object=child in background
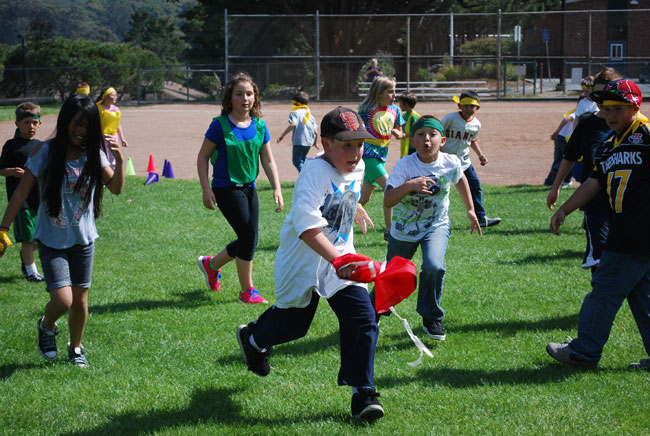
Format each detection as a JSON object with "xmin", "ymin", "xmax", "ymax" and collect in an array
[
  {"xmin": 358, "ymin": 76, "xmax": 405, "ymax": 240},
  {"xmin": 441, "ymin": 91, "xmax": 501, "ymax": 228},
  {"xmin": 547, "ymin": 79, "xmax": 650, "ymax": 371},
  {"xmin": 96, "ymin": 87, "xmax": 129, "ymax": 167},
  {"xmin": 276, "ymin": 91, "xmax": 319, "ymax": 172},
  {"xmin": 0, "ymin": 95, "xmax": 125, "ymax": 367},
  {"xmin": 236, "ymin": 106, "xmax": 385, "ymax": 420},
  {"xmin": 398, "ymin": 92, "xmax": 420, "ymax": 157},
  {"xmin": 197, "ymin": 72, "xmax": 284, "ymax": 304},
  {"xmin": 384, "ymin": 115, "xmax": 481, "ymax": 341},
  {"xmin": 544, "ymin": 75, "xmax": 598, "ymax": 186},
  {"xmin": 0, "ymin": 103, "xmax": 44, "ymax": 282},
  {"xmin": 76, "ymin": 82, "xmax": 90, "ymax": 96},
  {"xmin": 546, "ymin": 68, "xmax": 623, "ymax": 273}
]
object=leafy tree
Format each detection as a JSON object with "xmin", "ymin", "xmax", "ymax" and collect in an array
[{"xmin": 124, "ymin": 10, "xmax": 187, "ymax": 64}]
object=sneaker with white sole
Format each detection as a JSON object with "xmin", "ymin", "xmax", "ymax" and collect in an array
[
  {"xmin": 67, "ymin": 343, "xmax": 89, "ymax": 368},
  {"xmin": 37, "ymin": 316, "xmax": 58, "ymax": 360},
  {"xmin": 628, "ymin": 358, "xmax": 650, "ymax": 371},
  {"xmin": 26, "ymin": 272, "xmax": 45, "ymax": 283},
  {"xmin": 480, "ymin": 217, "xmax": 502, "ymax": 228},
  {"xmin": 236, "ymin": 324, "xmax": 272, "ymax": 376},
  {"xmin": 239, "ymin": 287, "xmax": 267, "ymax": 304},
  {"xmin": 198, "ymin": 256, "xmax": 221, "ymax": 291},
  {"xmin": 546, "ymin": 342, "xmax": 597, "ymax": 369},
  {"xmin": 423, "ymin": 319, "xmax": 446, "ymax": 341},
  {"xmin": 351, "ymin": 387, "xmax": 384, "ymax": 420}
]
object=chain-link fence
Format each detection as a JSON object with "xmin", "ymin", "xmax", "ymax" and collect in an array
[{"xmin": 3, "ymin": 7, "xmax": 649, "ymax": 105}]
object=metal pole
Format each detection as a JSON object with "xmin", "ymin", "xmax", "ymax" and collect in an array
[
  {"xmin": 496, "ymin": 10, "xmax": 502, "ymax": 98},
  {"xmin": 588, "ymin": 10, "xmax": 592, "ymax": 75},
  {"xmin": 224, "ymin": 9, "xmax": 229, "ymax": 81},
  {"xmin": 406, "ymin": 15, "xmax": 411, "ymax": 91},
  {"xmin": 186, "ymin": 65, "xmax": 190, "ymax": 102},
  {"xmin": 449, "ymin": 12, "xmax": 454, "ymax": 63},
  {"xmin": 137, "ymin": 66, "xmax": 141, "ymax": 105},
  {"xmin": 315, "ymin": 10, "xmax": 320, "ymax": 101},
  {"xmin": 18, "ymin": 34, "xmax": 26, "ymax": 97}
]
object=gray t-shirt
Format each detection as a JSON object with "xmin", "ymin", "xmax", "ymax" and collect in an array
[
  {"xmin": 26, "ymin": 141, "xmax": 110, "ymax": 249},
  {"xmin": 288, "ymin": 108, "xmax": 318, "ymax": 147}
]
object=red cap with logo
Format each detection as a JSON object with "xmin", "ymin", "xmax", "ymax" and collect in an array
[{"xmin": 591, "ymin": 79, "xmax": 643, "ymax": 107}]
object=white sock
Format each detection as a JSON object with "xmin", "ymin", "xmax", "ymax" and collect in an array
[
  {"xmin": 25, "ymin": 263, "xmax": 38, "ymax": 276},
  {"xmin": 248, "ymin": 334, "xmax": 266, "ymax": 353}
]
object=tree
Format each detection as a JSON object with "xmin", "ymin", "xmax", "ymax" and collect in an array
[{"xmin": 124, "ymin": 10, "xmax": 187, "ymax": 64}]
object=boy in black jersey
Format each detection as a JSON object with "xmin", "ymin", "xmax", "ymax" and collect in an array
[{"xmin": 546, "ymin": 79, "xmax": 650, "ymax": 371}]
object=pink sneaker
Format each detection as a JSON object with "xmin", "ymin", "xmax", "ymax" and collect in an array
[
  {"xmin": 239, "ymin": 287, "xmax": 267, "ymax": 304},
  {"xmin": 198, "ymin": 256, "xmax": 221, "ymax": 291}
]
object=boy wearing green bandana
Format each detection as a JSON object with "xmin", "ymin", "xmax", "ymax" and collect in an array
[
  {"xmin": 0, "ymin": 102, "xmax": 44, "ymax": 282},
  {"xmin": 384, "ymin": 115, "xmax": 481, "ymax": 341}
]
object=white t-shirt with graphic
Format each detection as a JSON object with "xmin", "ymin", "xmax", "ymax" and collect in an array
[
  {"xmin": 274, "ymin": 156, "xmax": 367, "ymax": 308},
  {"xmin": 387, "ymin": 152, "xmax": 463, "ymax": 242},
  {"xmin": 441, "ymin": 112, "xmax": 481, "ymax": 171}
]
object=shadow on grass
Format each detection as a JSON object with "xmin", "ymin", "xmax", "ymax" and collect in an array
[
  {"xmin": 497, "ymin": 248, "xmax": 584, "ymax": 265},
  {"xmin": 0, "ymin": 274, "xmax": 21, "ymax": 285},
  {"xmin": 90, "ymin": 289, "xmax": 213, "ymax": 315},
  {"xmin": 60, "ymin": 386, "xmax": 355, "ymax": 435},
  {"xmin": 376, "ymin": 362, "xmax": 582, "ymax": 389},
  {"xmin": 451, "ymin": 313, "xmax": 580, "ymax": 333},
  {"xmin": 0, "ymin": 362, "xmax": 46, "ymax": 380}
]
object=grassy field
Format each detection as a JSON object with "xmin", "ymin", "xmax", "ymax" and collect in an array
[{"xmin": 0, "ymin": 177, "xmax": 648, "ymax": 435}]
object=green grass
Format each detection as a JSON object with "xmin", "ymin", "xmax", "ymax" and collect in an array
[
  {"xmin": 0, "ymin": 105, "xmax": 60, "ymax": 122},
  {"xmin": 1, "ymin": 178, "xmax": 648, "ymax": 435}
]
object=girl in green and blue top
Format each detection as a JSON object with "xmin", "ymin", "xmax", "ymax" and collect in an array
[{"xmin": 197, "ymin": 72, "xmax": 284, "ymax": 305}]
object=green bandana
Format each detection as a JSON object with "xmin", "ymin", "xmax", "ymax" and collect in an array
[
  {"xmin": 16, "ymin": 112, "xmax": 40, "ymax": 122},
  {"xmin": 411, "ymin": 117, "xmax": 445, "ymax": 137}
]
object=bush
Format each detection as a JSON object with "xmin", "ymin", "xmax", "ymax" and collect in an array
[
  {"xmin": 435, "ymin": 63, "xmax": 517, "ymax": 81},
  {"xmin": 460, "ymin": 37, "xmax": 516, "ymax": 56},
  {"xmin": 199, "ymin": 73, "xmax": 221, "ymax": 98}
]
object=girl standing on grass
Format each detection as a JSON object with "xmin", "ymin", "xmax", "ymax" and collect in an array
[
  {"xmin": 196, "ymin": 72, "xmax": 284, "ymax": 304},
  {"xmin": 358, "ymin": 76, "xmax": 405, "ymax": 241},
  {"xmin": 96, "ymin": 87, "xmax": 128, "ymax": 167},
  {"xmin": 0, "ymin": 95, "xmax": 125, "ymax": 367}
]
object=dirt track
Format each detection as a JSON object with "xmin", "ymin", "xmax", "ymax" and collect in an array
[{"xmin": 0, "ymin": 100, "xmax": 570, "ymax": 186}]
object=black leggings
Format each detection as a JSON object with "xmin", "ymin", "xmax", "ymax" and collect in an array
[{"xmin": 213, "ymin": 186, "xmax": 259, "ymax": 261}]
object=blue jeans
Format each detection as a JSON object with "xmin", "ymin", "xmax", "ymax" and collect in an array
[
  {"xmin": 464, "ymin": 165, "xmax": 485, "ymax": 222},
  {"xmin": 387, "ymin": 224, "xmax": 450, "ymax": 322},
  {"xmin": 569, "ymin": 250, "xmax": 650, "ymax": 362},
  {"xmin": 292, "ymin": 145, "xmax": 311, "ymax": 172}
]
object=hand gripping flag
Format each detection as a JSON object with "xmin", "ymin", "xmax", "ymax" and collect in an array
[{"xmin": 331, "ymin": 253, "xmax": 432, "ymax": 366}]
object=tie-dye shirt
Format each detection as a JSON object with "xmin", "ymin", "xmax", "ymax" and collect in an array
[{"xmin": 359, "ymin": 104, "xmax": 405, "ymax": 161}]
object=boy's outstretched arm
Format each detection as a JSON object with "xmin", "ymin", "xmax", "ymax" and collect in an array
[
  {"xmin": 277, "ymin": 122, "xmax": 296, "ymax": 143},
  {"xmin": 550, "ymin": 177, "xmax": 600, "ymax": 235},
  {"xmin": 300, "ymin": 228, "xmax": 358, "ymax": 279},
  {"xmin": 384, "ymin": 177, "xmax": 433, "ymax": 208},
  {"xmin": 547, "ymin": 159, "xmax": 576, "ymax": 210},
  {"xmin": 454, "ymin": 176, "xmax": 482, "ymax": 235},
  {"xmin": 470, "ymin": 139, "xmax": 488, "ymax": 165}
]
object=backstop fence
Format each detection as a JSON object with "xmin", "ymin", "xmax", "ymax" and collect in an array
[{"xmin": 3, "ymin": 7, "xmax": 649, "ymax": 104}]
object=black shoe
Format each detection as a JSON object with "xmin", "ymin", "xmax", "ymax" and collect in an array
[
  {"xmin": 423, "ymin": 319, "xmax": 446, "ymax": 341},
  {"xmin": 628, "ymin": 358, "xmax": 650, "ymax": 371},
  {"xmin": 479, "ymin": 217, "xmax": 501, "ymax": 228},
  {"xmin": 26, "ymin": 272, "xmax": 45, "ymax": 282},
  {"xmin": 236, "ymin": 324, "xmax": 272, "ymax": 376},
  {"xmin": 37, "ymin": 317, "xmax": 58, "ymax": 360},
  {"xmin": 384, "ymin": 230, "xmax": 390, "ymax": 242},
  {"xmin": 67, "ymin": 343, "xmax": 89, "ymax": 368},
  {"xmin": 351, "ymin": 387, "xmax": 384, "ymax": 420}
]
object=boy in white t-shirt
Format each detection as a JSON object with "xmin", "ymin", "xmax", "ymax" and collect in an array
[
  {"xmin": 237, "ymin": 106, "xmax": 385, "ymax": 421},
  {"xmin": 385, "ymin": 115, "xmax": 481, "ymax": 341},
  {"xmin": 277, "ymin": 91, "xmax": 319, "ymax": 172},
  {"xmin": 441, "ymin": 91, "xmax": 501, "ymax": 228}
]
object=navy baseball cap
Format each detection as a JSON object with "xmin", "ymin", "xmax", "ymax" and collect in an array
[{"xmin": 321, "ymin": 106, "xmax": 374, "ymax": 141}]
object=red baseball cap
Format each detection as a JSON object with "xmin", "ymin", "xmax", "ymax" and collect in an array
[{"xmin": 591, "ymin": 79, "xmax": 642, "ymax": 107}]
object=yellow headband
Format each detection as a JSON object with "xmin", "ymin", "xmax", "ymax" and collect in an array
[
  {"xmin": 602, "ymin": 100, "xmax": 635, "ymax": 107},
  {"xmin": 102, "ymin": 87, "xmax": 117, "ymax": 100},
  {"xmin": 76, "ymin": 86, "xmax": 90, "ymax": 95},
  {"xmin": 581, "ymin": 84, "xmax": 593, "ymax": 90},
  {"xmin": 452, "ymin": 95, "xmax": 480, "ymax": 106}
]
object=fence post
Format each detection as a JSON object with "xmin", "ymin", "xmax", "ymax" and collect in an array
[
  {"xmin": 186, "ymin": 65, "xmax": 190, "ymax": 102},
  {"xmin": 406, "ymin": 15, "xmax": 411, "ymax": 91},
  {"xmin": 534, "ymin": 60, "xmax": 537, "ymax": 95},
  {"xmin": 449, "ymin": 12, "xmax": 454, "ymax": 63},
  {"xmin": 224, "ymin": 9, "xmax": 229, "ymax": 82},
  {"xmin": 588, "ymin": 10, "xmax": 592, "ymax": 75},
  {"xmin": 503, "ymin": 59, "xmax": 507, "ymax": 97},
  {"xmin": 315, "ymin": 10, "xmax": 320, "ymax": 102},
  {"xmin": 137, "ymin": 66, "xmax": 141, "ymax": 105},
  {"xmin": 496, "ymin": 9, "xmax": 502, "ymax": 99}
]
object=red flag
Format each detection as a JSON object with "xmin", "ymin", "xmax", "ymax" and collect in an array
[{"xmin": 331, "ymin": 254, "xmax": 417, "ymax": 313}]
